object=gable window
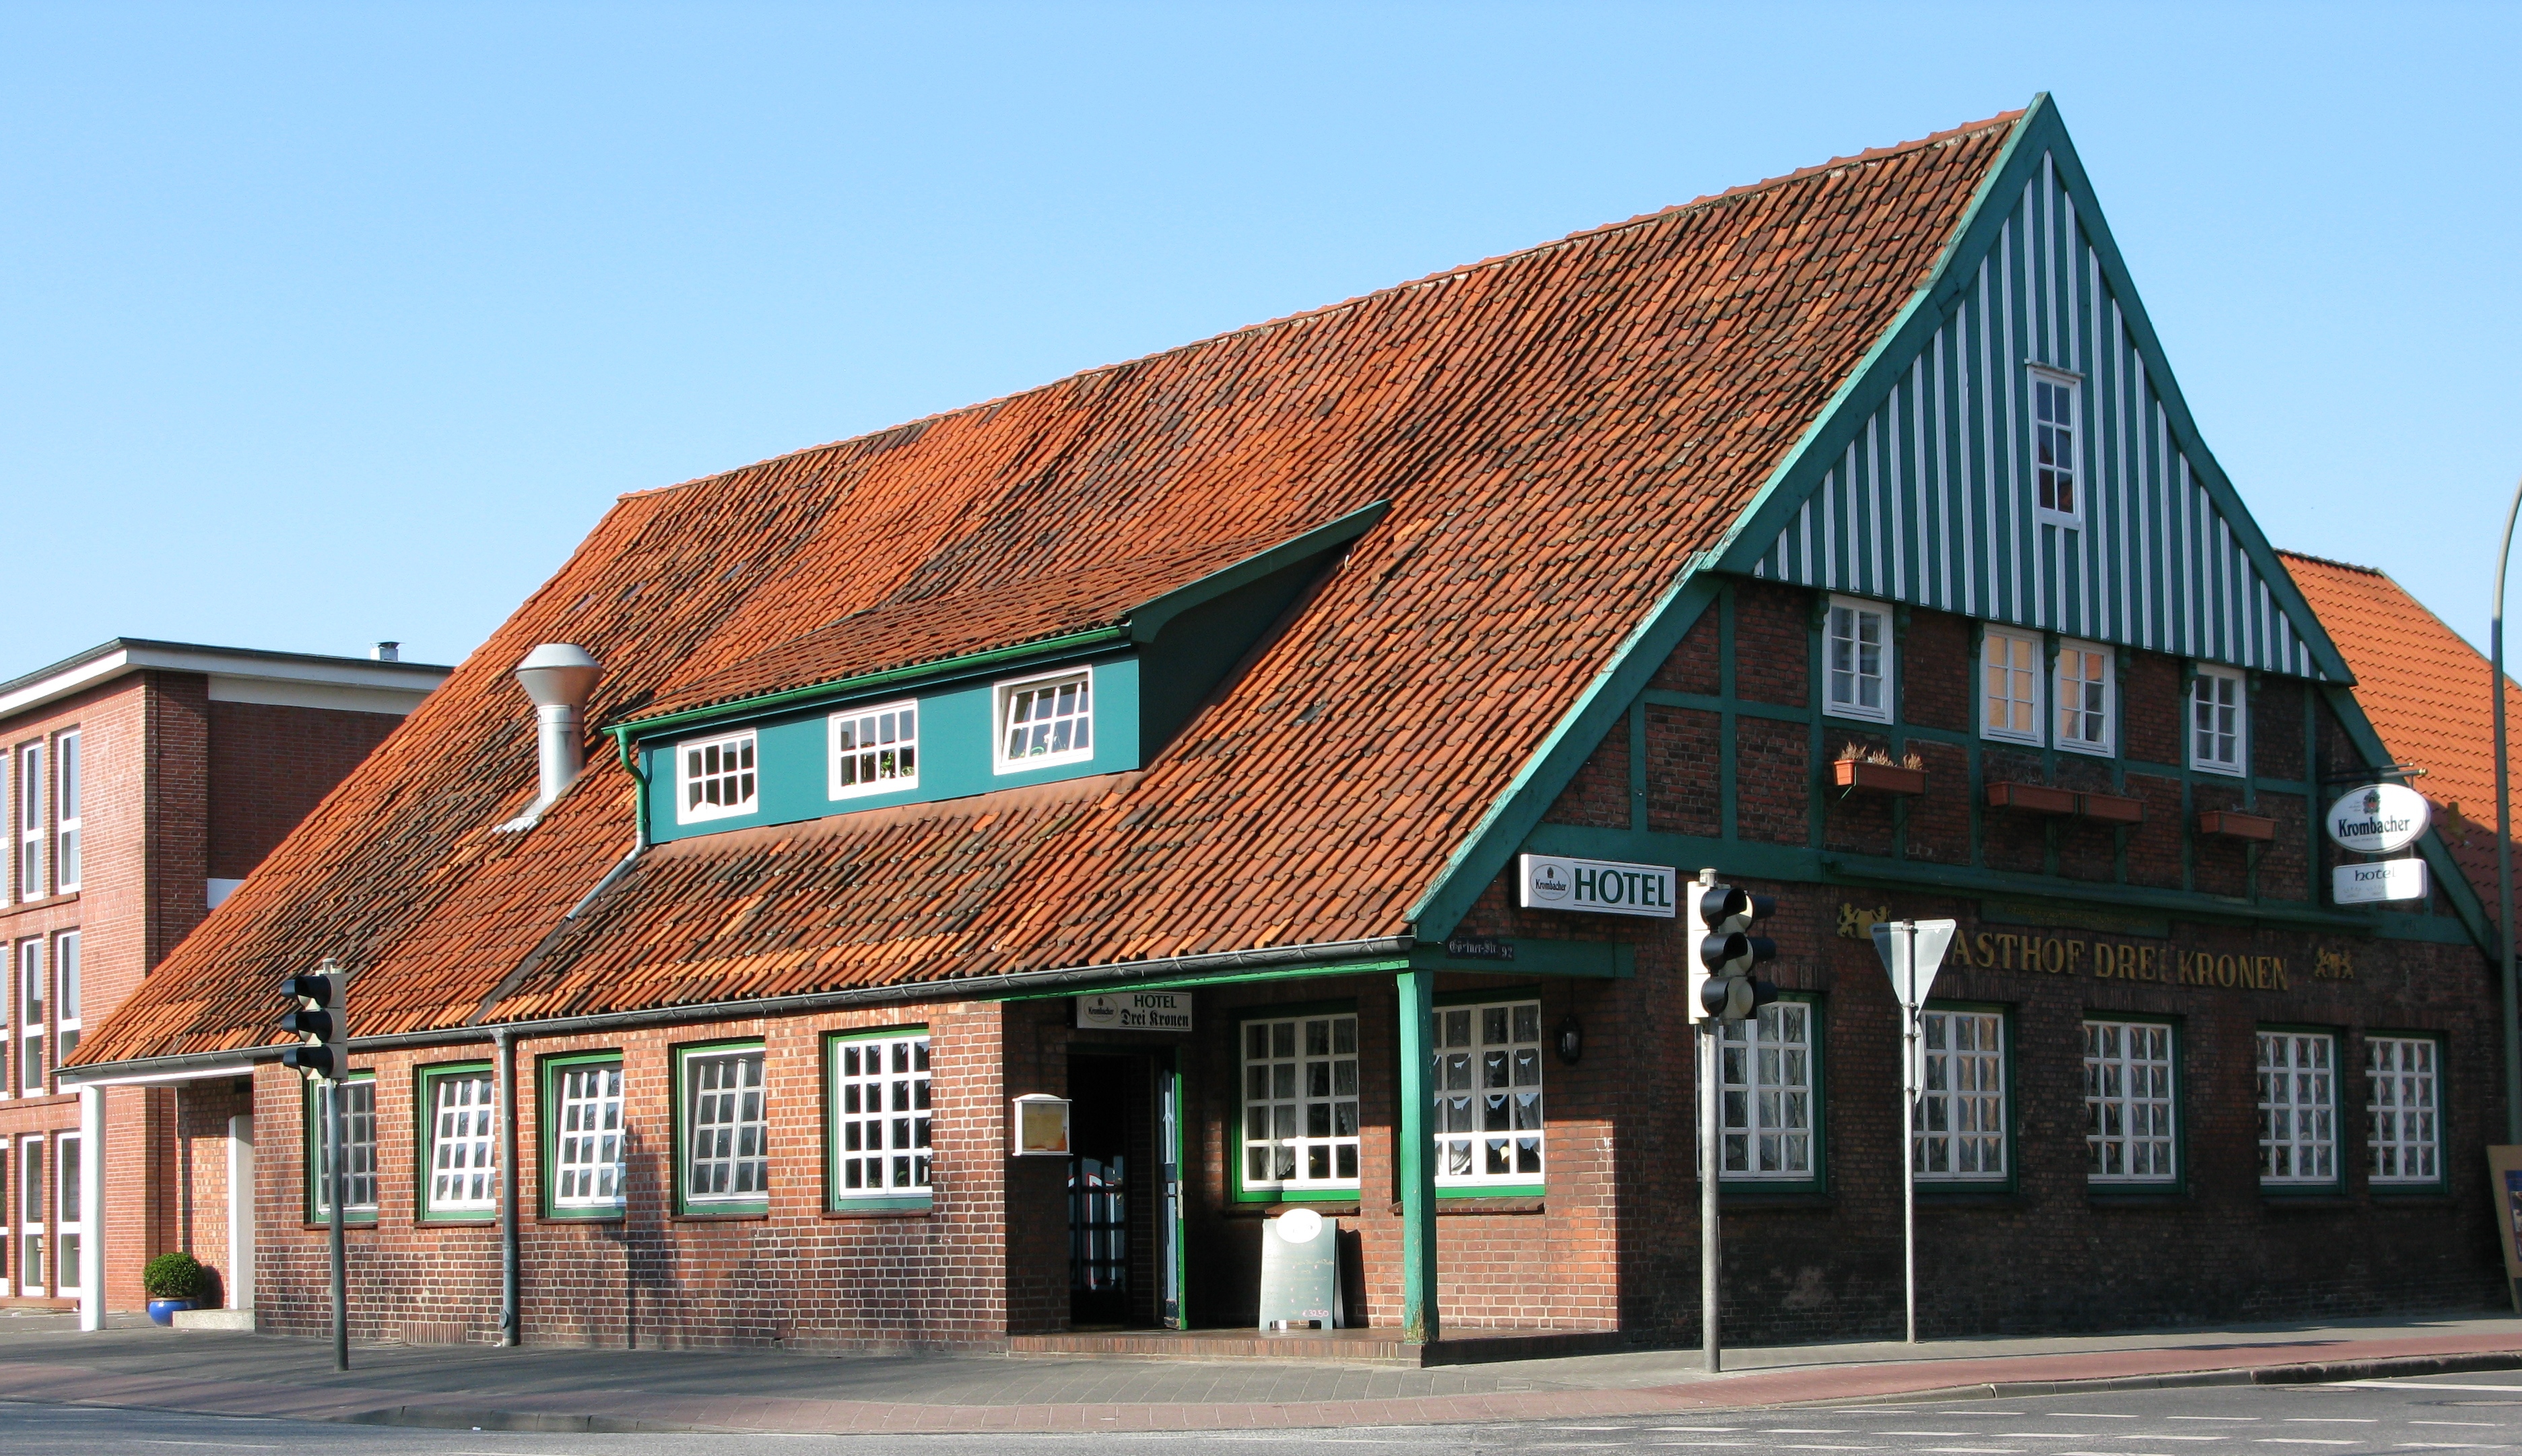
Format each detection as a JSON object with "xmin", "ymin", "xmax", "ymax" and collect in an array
[
  {"xmin": 420, "ymin": 1065, "xmax": 497, "ymax": 1220},
  {"xmin": 2054, "ymin": 640, "xmax": 2114, "ymax": 755},
  {"xmin": 679, "ymin": 1043, "xmax": 768, "ymax": 1213},
  {"xmin": 2257, "ymin": 1030, "xmax": 2338, "ymax": 1188},
  {"xmin": 1238, "ymin": 1009, "xmax": 1359, "ymax": 1197},
  {"xmin": 1915, "ymin": 1005, "xmax": 2007, "ymax": 1183},
  {"xmin": 1981, "ymin": 628, "xmax": 2043, "ymax": 745},
  {"xmin": 829, "ymin": 701, "xmax": 917, "ymax": 799},
  {"xmin": 544, "ymin": 1055, "xmax": 626, "ymax": 1217},
  {"xmin": 308, "ymin": 1073, "xmax": 378, "ymax": 1222},
  {"xmin": 1430, "ymin": 998, "xmax": 1544, "ymax": 1189},
  {"xmin": 1823, "ymin": 597, "xmax": 1892, "ymax": 724},
  {"xmin": 996, "ymin": 667, "xmax": 1094, "ymax": 772},
  {"xmin": 2085, "ymin": 1018, "xmax": 2177, "ymax": 1185},
  {"xmin": 675, "ymin": 729, "xmax": 757, "ymax": 825},
  {"xmin": 2189, "ymin": 666, "xmax": 2247, "ymax": 775},
  {"xmin": 53, "ymin": 732, "xmax": 78, "ymax": 893},
  {"xmin": 828, "ymin": 1028, "xmax": 931, "ymax": 1205},
  {"xmin": 2366, "ymin": 1035, "xmax": 2442, "ymax": 1187},
  {"xmin": 1720, "ymin": 999, "xmax": 1819, "ymax": 1183},
  {"xmin": 18, "ymin": 743, "xmax": 41, "ymax": 899},
  {"xmin": 2032, "ymin": 368, "xmax": 2082, "ymax": 524}
]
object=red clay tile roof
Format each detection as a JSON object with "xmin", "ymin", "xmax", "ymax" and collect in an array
[
  {"xmin": 73, "ymin": 109, "xmax": 2025, "ymax": 1067},
  {"xmin": 2283, "ymin": 550, "xmax": 2521, "ymax": 921}
]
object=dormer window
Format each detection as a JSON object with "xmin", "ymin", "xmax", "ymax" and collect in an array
[
  {"xmin": 829, "ymin": 700, "xmax": 917, "ymax": 799},
  {"xmin": 995, "ymin": 668, "xmax": 1094, "ymax": 772},
  {"xmin": 2032, "ymin": 368, "xmax": 2082, "ymax": 527},
  {"xmin": 677, "ymin": 729, "xmax": 758, "ymax": 824}
]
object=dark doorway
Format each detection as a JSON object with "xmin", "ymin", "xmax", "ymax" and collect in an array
[{"xmin": 1067, "ymin": 1052, "xmax": 1168, "ymax": 1329}]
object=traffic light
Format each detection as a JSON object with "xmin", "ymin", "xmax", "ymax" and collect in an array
[
  {"xmin": 1690, "ymin": 878, "xmax": 1778, "ymax": 1022},
  {"xmin": 279, "ymin": 960, "xmax": 350, "ymax": 1082}
]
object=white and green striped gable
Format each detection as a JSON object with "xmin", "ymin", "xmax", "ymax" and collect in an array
[{"xmin": 1718, "ymin": 96, "xmax": 2349, "ymax": 684}]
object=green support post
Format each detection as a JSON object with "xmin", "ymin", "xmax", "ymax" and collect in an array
[{"xmin": 1396, "ymin": 968, "xmax": 1440, "ymax": 1344}]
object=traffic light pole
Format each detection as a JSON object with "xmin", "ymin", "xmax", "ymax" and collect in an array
[
  {"xmin": 1699, "ymin": 1018, "xmax": 1721, "ymax": 1373},
  {"xmin": 326, "ymin": 1078, "xmax": 347, "ymax": 1372}
]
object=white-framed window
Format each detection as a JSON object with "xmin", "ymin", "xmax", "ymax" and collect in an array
[
  {"xmin": 550, "ymin": 1060, "xmax": 626, "ymax": 1213},
  {"xmin": 682, "ymin": 1047, "xmax": 768, "ymax": 1208},
  {"xmin": 18, "ymin": 743, "xmax": 42, "ymax": 899},
  {"xmin": 1431, "ymin": 999, "xmax": 1545, "ymax": 1187},
  {"xmin": 1915, "ymin": 1007, "xmax": 2007, "ymax": 1181},
  {"xmin": 52, "ymin": 932, "xmax": 76, "ymax": 1067},
  {"xmin": 2054, "ymin": 640, "xmax": 2114, "ymax": 755},
  {"xmin": 829, "ymin": 1030, "xmax": 931, "ymax": 1199},
  {"xmin": 2189, "ymin": 666, "xmax": 2247, "ymax": 776},
  {"xmin": 53, "ymin": 731, "xmax": 79, "ymax": 893},
  {"xmin": 2366, "ymin": 1036, "xmax": 2442, "ymax": 1185},
  {"xmin": 675, "ymin": 729, "xmax": 758, "ymax": 825},
  {"xmin": 1823, "ymin": 598, "xmax": 1893, "ymax": 723},
  {"xmin": 995, "ymin": 667, "xmax": 1094, "ymax": 772},
  {"xmin": 312, "ymin": 1075, "xmax": 379, "ymax": 1219},
  {"xmin": 18, "ymin": 940, "xmax": 42, "ymax": 1096},
  {"xmin": 0, "ymin": 1145, "xmax": 10, "ymax": 1293},
  {"xmin": 828, "ymin": 700, "xmax": 918, "ymax": 799},
  {"xmin": 54, "ymin": 1133, "xmax": 79, "ymax": 1294},
  {"xmin": 2085, "ymin": 1019, "xmax": 2177, "ymax": 1183},
  {"xmin": 2257, "ymin": 1030, "xmax": 2337, "ymax": 1186},
  {"xmin": 2032, "ymin": 367, "xmax": 2082, "ymax": 525},
  {"xmin": 1239, "ymin": 1012, "xmax": 1359, "ymax": 1193},
  {"xmin": 423, "ymin": 1069, "xmax": 497, "ymax": 1217},
  {"xmin": 1981, "ymin": 628, "xmax": 2043, "ymax": 744},
  {"xmin": 19, "ymin": 1136, "xmax": 43, "ymax": 1296},
  {"xmin": 1721, "ymin": 1001, "xmax": 1816, "ymax": 1181}
]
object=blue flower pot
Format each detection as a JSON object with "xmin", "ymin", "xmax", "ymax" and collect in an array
[{"xmin": 146, "ymin": 1298, "xmax": 195, "ymax": 1326}]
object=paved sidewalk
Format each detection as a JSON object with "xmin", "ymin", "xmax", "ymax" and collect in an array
[{"xmin": 3, "ymin": 1311, "xmax": 2520, "ymax": 1433}]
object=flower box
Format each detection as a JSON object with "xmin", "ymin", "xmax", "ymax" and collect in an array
[
  {"xmin": 2196, "ymin": 809, "xmax": 2277, "ymax": 842},
  {"xmin": 2076, "ymin": 791, "xmax": 2146, "ymax": 825},
  {"xmin": 1833, "ymin": 759, "xmax": 1926, "ymax": 795},
  {"xmin": 1987, "ymin": 781, "xmax": 2076, "ymax": 816}
]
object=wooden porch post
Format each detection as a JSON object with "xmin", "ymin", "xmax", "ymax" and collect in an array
[{"xmin": 1395, "ymin": 968, "xmax": 1439, "ymax": 1344}]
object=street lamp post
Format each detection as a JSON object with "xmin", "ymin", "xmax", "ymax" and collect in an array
[{"xmin": 2495, "ymin": 475, "xmax": 2522, "ymax": 1145}]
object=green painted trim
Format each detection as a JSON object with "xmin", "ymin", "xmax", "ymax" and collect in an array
[
  {"xmin": 996, "ymin": 956, "xmax": 1410, "ymax": 1002},
  {"xmin": 1125, "ymin": 500, "xmax": 1391, "ymax": 643},
  {"xmin": 1642, "ymin": 688, "xmax": 1809, "ymax": 726},
  {"xmin": 1396, "ymin": 968, "xmax": 1438, "ymax": 1342},
  {"xmin": 1407, "ymin": 939, "xmax": 1628, "ymax": 979},
  {"xmin": 672, "ymin": 1039, "xmax": 770, "ymax": 1218},
  {"xmin": 1717, "ymin": 990, "xmax": 1827, "ymax": 1194},
  {"xmin": 822, "ymin": 1026, "xmax": 933, "ymax": 1211},
  {"xmin": 828, "ymin": 1022, "xmax": 929, "ymax": 1043},
  {"xmin": 1432, "ymin": 983, "xmax": 1542, "ymax": 1007},
  {"xmin": 1916, "ymin": 999, "xmax": 2018, "ymax": 1194},
  {"xmin": 1227, "ymin": 1000, "xmax": 1365, "ymax": 1205},
  {"xmin": 2082, "ymin": 1009, "xmax": 2188, "ymax": 1197},
  {"xmin": 414, "ymin": 1061, "xmax": 498, "ymax": 1224},
  {"xmin": 535, "ymin": 1049, "xmax": 626, "ymax": 1221},
  {"xmin": 2251, "ymin": 1021, "xmax": 2348, "ymax": 1197},
  {"xmin": 301, "ymin": 1071, "xmax": 377, "ymax": 1226},
  {"xmin": 1439, "ymin": 1183, "xmax": 1545, "ymax": 1200}
]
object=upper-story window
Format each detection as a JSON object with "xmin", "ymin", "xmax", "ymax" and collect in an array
[
  {"xmin": 18, "ymin": 743, "xmax": 42, "ymax": 900},
  {"xmin": 1981, "ymin": 628, "xmax": 2043, "ymax": 745},
  {"xmin": 2054, "ymin": 640, "xmax": 2114, "ymax": 756},
  {"xmin": 53, "ymin": 733, "xmax": 79, "ymax": 894},
  {"xmin": 829, "ymin": 700, "xmax": 917, "ymax": 800},
  {"xmin": 1823, "ymin": 597, "xmax": 1892, "ymax": 724},
  {"xmin": 996, "ymin": 667, "xmax": 1094, "ymax": 772},
  {"xmin": 18, "ymin": 940, "xmax": 44, "ymax": 1096},
  {"xmin": 2189, "ymin": 666, "xmax": 2247, "ymax": 776},
  {"xmin": 676, "ymin": 729, "xmax": 758, "ymax": 825},
  {"xmin": 51, "ymin": 933, "xmax": 75, "ymax": 1068},
  {"xmin": 2032, "ymin": 368, "xmax": 2082, "ymax": 525}
]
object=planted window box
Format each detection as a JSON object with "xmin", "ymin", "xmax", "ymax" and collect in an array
[
  {"xmin": 2077, "ymin": 791, "xmax": 2145, "ymax": 825},
  {"xmin": 2196, "ymin": 809, "xmax": 2276, "ymax": 842},
  {"xmin": 1987, "ymin": 781, "xmax": 2077, "ymax": 816},
  {"xmin": 1834, "ymin": 746, "xmax": 1925, "ymax": 796}
]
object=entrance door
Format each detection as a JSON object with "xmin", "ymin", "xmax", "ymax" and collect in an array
[
  {"xmin": 1067, "ymin": 1055, "xmax": 1135, "ymax": 1328},
  {"xmin": 1158, "ymin": 1064, "xmax": 1185, "ymax": 1329}
]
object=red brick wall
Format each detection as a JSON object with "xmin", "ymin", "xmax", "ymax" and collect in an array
[{"xmin": 207, "ymin": 701, "xmax": 401, "ymax": 882}]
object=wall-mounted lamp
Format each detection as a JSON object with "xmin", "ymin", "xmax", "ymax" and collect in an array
[{"xmin": 1555, "ymin": 1013, "xmax": 1584, "ymax": 1066}]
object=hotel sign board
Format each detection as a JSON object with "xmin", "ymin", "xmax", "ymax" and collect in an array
[
  {"xmin": 1518, "ymin": 854, "xmax": 1676, "ymax": 918},
  {"xmin": 1075, "ymin": 991, "xmax": 1193, "ymax": 1032},
  {"xmin": 2334, "ymin": 857, "xmax": 2428, "ymax": 905},
  {"xmin": 2325, "ymin": 783, "xmax": 2430, "ymax": 854}
]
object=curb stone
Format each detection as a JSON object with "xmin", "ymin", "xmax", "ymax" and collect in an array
[{"xmin": 1797, "ymin": 1350, "xmax": 2522, "ymax": 1409}]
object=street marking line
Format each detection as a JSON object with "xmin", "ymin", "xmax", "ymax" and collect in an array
[
  {"xmin": 1652, "ymin": 1428, "xmax": 1748, "ymax": 1432},
  {"xmin": 2059, "ymin": 1417, "xmax": 2145, "ymax": 1421},
  {"xmin": 1907, "ymin": 1447, "xmax": 2024, "ymax": 1453},
  {"xmin": 2335, "ymin": 1384, "xmax": 2522, "ymax": 1393},
  {"xmin": 2252, "ymin": 1441, "xmax": 2358, "ymax": 1446},
  {"xmin": 2169, "ymin": 1419, "xmax": 2259, "ymax": 1423},
  {"xmin": 2407, "ymin": 1422, "xmax": 2504, "ymax": 1428},
  {"xmin": 2285, "ymin": 1419, "xmax": 2378, "ymax": 1424},
  {"xmin": 1872, "ymin": 1432, "xmax": 1974, "ymax": 1437}
]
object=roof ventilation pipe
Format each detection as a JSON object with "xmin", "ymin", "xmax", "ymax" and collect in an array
[{"xmin": 515, "ymin": 643, "xmax": 601, "ymax": 814}]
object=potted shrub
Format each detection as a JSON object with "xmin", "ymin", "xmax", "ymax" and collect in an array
[
  {"xmin": 143, "ymin": 1251, "xmax": 207, "ymax": 1326},
  {"xmin": 1832, "ymin": 744, "xmax": 1926, "ymax": 796}
]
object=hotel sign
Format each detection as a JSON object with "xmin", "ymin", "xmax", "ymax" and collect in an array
[
  {"xmin": 1075, "ymin": 991, "xmax": 1193, "ymax": 1032},
  {"xmin": 1518, "ymin": 853, "xmax": 1676, "ymax": 918},
  {"xmin": 2325, "ymin": 783, "xmax": 2430, "ymax": 854},
  {"xmin": 2334, "ymin": 857, "xmax": 2428, "ymax": 905}
]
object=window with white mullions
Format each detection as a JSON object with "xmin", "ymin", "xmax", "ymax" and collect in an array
[
  {"xmin": 1981, "ymin": 629, "xmax": 2043, "ymax": 745},
  {"xmin": 685, "ymin": 1049, "xmax": 768, "ymax": 1205},
  {"xmin": 18, "ymin": 743, "xmax": 42, "ymax": 899},
  {"xmin": 676, "ymin": 730, "xmax": 757, "ymax": 824},
  {"xmin": 552, "ymin": 1062, "xmax": 626, "ymax": 1212},
  {"xmin": 2366, "ymin": 1036, "xmax": 2442, "ymax": 1185},
  {"xmin": 828, "ymin": 701, "xmax": 918, "ymax": 799},
  {"xmin": 312, "ymin": 1077, "xmax": 378, "ymax": 1218},
  {"xmin": 1915, "ymin": 1009, "xmax": 2006, "ymax": 1181},
  {"xmin": 2085, "ymin": 1020, "xmax": 2176, "ymax": 1183},
  {"xmin": 55, "ymin": 1133, "xmax": 79, "ymax": 1294},
  {"xmin": 2257, "ymin": 1031, "xmax": 2337, "ymax": 1185},
  {"xmin": 831, "ymin": 1032, "xmax": 931, "ymax": 1198},
  {"xmin": 426, "ymin": 1071, "xmax": 497, "ymax": 1216},
  {"xmin": 18, "ymin": 940, "xmax": 43, "ymax": 1096},
  {"xmin": 53, "ymin": 732, "xmax": 79, "ymax": 892},
  {"xmin": 1824, "ymin": 599, "xmax": 1892, "ymax": 723},
  {"xmin": 2189, "ymin": 667, "xmax": 2247, "ymax": 775},
  {"xmin": 1431, "ymin": 1000, "xmax": 1544, "ymax": 1187},
  {"xmin": 19, "ymin": 1136, "xmax": 42, "ymax": 1295},
  {"xmin": 52, "ymin": 932, "xmax": 77, "ymax": 1068},
  {"xmin": 1240, "ymin": 1014, "xmax": 1358, "ymax": 1191},
  {"xmin": 2054, "ymin": 640, "xmax": 2113, "ymax": 755},
  {"xmin": 1721, "ymin": 1001, "xmax": 1814, "ymax": 1179},
  {"xmin": 996, "ymin": 669, "xmax": 1094, "ymax": 771},
  {"xmin": 2032, "ymin": 369, "xmax": 2082, "ymax": 523}
]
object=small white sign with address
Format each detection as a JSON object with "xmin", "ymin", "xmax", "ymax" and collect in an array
[
  {"xmin": 2333, "ymin": 857, "xmax": 2429, "ymax": 905},
  {"xmin": 1517, "ymin": 853, "xmax": 1677, "ymax": 918},
  {"xmin": 1075, "ymin": 991, "xmax": 1194, "ymax": 1032}
]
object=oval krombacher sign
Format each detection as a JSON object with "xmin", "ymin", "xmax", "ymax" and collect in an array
[{"xmin": 2324, "ymin": 783, "xmax": 2430, "ymax": 855}]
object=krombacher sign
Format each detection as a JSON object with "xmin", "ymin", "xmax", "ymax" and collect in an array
[{"xmin": 1838, "ymin": 902, "xmax": 2350, "ymax": 991}]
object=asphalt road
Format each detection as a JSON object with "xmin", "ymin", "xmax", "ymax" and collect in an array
[{"xmin": 15, "ymin": 1369, "xmax": 2522, "ymax": 1455}]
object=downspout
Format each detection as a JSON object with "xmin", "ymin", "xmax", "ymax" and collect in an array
[{"xmin": 496, "ymin": 1025, "xmax": 519, "ymax": 1346}]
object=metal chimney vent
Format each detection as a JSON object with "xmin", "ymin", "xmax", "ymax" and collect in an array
[{"xmin": 515, "ymin": 643, "xmax": 601, "ymax": 814}]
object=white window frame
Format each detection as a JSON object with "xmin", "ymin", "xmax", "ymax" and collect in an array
[
  {"xmin": 2084, "ymin": 1018, "xmax": 2177, "ymax": 1185},
  {"xmin": 2053, "ymin": 638, "xmax": 2115, "ymax": 756},
  {"xmin": 1822, "ymin": 597, "xmax": 1894, "ymax": 724},
  {"xmin": 993, "ymin": 666, "xmax": 1095, "ymax": 773},
  {"xmin": 312, "ymin": 1074, "xmax": 379, "ymax": 1219},
  {"xmin": 1915, "ymin": 1006, "xmax": 2007, "ymax": 1182},
  {"xmin": 2366, "ymin": 1035, "xmax": 2443, "ymax": 1186},
  {"xmin": 18, "ymin": 1135, "xmax": 43, "ymax": 1296},
  {"xmin": 54, "ymin": 1132, "xmax": 79, "ymax": 1294},
  {"xmin": 2030, "ymin": 366, "xmax": 2084, "ymax": 527},
  {"xmin": 1430, "ymin": 999, "xmax": 1546, "ymax": 1189},
  {"xmin": 2257, "ymin": 1030, "xmax": 2338, "ymax": 1187},
  {"xmin": 1980, "ymin": 628, "xmax": 2045, "ymax": 745},
  {"xmin": 1719, "ymin": 1000, "xmax": 1818, "ymax": 1181},
  {"xmin": 674, "ymin": 728, "xmax": 759, "ymax": 826},
  {"xmin": 682, "ymin": 1046, "xmax": 769, "ymax": 1209},
  {"xmin": 52, "ymin": 931, "xmax": 76, "ymax": 1069},
  {"xmin": 18, "ymin": 743, "xmax": 42, "ymax": 900},
  {"xmin": 827, "ymin": 700, "xmax": 919, "ymax": 801},
  {"xmin": 2189, "ymin": 665, "xmax": 2247, "ymax": 776},
  {"xmin": 550, "ymin": 1060, "xmax": 627, "ymax": 1213},
  {"xmin": 18, "ymin": 939, "xmax": 42, "ymax": 1096},
  {"xmin": 423, "ymin": 1069, "xmax": 498, "ymax": 1218},
  {"xmin": 53, "ymin": 731, "xmax": 78, "ymax": 894},
  {"xmin": 0, "ymin": 1139, "xmax": 9, "ymax": 1294},
  {"xmin": 829, "ymin": 1030, "xmax": 932, "ymax": 1200},
  {"xmin": 1239, "ymin": 1011, "xmax": 1360, "ymax": 1195}
]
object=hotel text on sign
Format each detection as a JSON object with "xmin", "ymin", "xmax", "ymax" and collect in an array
[{"xmin": 1517, "ymin": 854, "xmax": 1677, "ymax": 919}]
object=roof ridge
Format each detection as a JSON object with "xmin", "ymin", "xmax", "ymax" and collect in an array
[
  {"xmin": 2276, "ymin": 548, "xmax": 2388, "ymax": 576},
  {"xmin": 620, "ymin": 107, "xmax": 2028, "ymax": 503}
]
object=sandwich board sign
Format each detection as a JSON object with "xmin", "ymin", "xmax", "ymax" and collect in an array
[{"xmin": 1256, "ymin": 1206, "xmax": 1342, "ymax": 1330}]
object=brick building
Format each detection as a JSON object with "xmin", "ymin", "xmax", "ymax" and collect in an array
[
  {"xmin": 1, "ymin": 639, "xmax": 446, "ymax": 1312},
  {"xmin": 61, "ymin": 98, "xmax": 2520, "ymax": 1351}
]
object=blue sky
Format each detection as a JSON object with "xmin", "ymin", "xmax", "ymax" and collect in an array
[{"xmin": 7, "ymin": 3, "xmax": 2517, "ymax": 672}]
